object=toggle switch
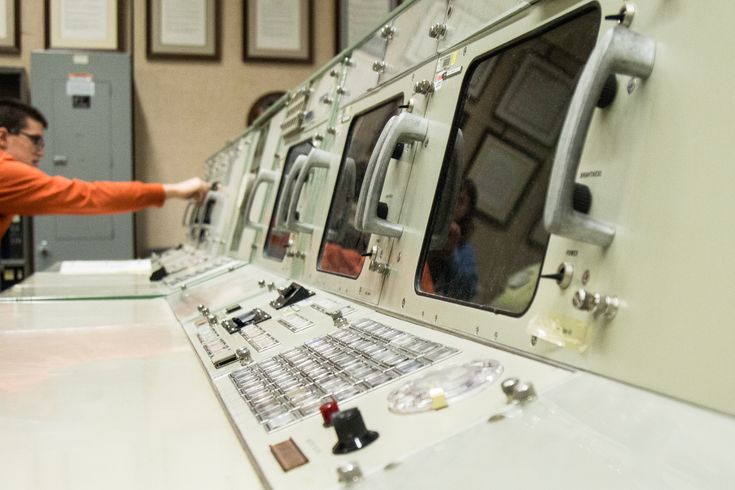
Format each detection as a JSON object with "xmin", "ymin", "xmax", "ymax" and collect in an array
[{"xmin": 541, "ymin": 262, "xmax": 574, "ymax": 289}]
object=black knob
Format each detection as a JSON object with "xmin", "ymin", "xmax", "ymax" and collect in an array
[
  {"xmin": 573, "ymin": 183, "xmax": 592, "ymax": 214},
  {"xmin": 596, "ymin": 74, "xmax": 618, "ymax": 109},
  {"xmin": 331, "ymin": 408, "xmax": 379, "ymax": 454}
]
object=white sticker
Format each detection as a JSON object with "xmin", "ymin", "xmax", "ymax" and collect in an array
[
  {"xmin": 66, "ymin": 73, "xmax": 95, "ymax": 96},
  {"xmin": 444, "ymin": 65, "xmax": 463, "ymax": 79},
  {"xmin": 72, "ymin": 54, "xmax": 89, "ymax": 65},
  {"xmin": 434, "ymin": 72, "xmax": 444, "ymax": 92}
]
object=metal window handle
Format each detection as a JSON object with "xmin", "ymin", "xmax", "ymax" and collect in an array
[
  {"xmin": 274, "ymin": 155, "xmax": 307, "ymax": 231},
  {"xmin": 357, "ymin": 112, "xmax": 429, "ymax": 238},
  {"xmin": 243, "ymin": 169, "xmax": 278, "ymax": 231},
  {"xmin": 288, "ymin": 148, "xmax": 333, "ymax": 234},
  {"xmin": 544, "ymin": 25, "xmax": 655, "ymax": 247},
  {"xmin": 354, "ymin": 116, "xmax": 397, "ymax": 228},
  {"xmin": 181, "ymin": 201, "xmax": 194, "ymax": 226}
]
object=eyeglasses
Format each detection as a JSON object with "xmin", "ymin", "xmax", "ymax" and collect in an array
[{"xmin": 15, "ymin": 131, "xmax": 45, "ymax": 149}]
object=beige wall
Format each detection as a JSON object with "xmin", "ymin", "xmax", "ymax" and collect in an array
[{"xmin": 0, "ymin": 0, "xmax": 335, "ymax": 254}]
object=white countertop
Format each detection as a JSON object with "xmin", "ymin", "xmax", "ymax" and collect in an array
[{"xmin": 0, "ymin": 299, "xmax": 263, "ymax": 490}]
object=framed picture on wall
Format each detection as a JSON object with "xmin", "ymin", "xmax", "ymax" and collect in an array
[
  {"xmin": 244, "ymin": 0, "xmax": 312, "ymax": 63},
  {"xmin": 467, "ymin": 133, "xmax": 538, "ymax": 226},
  {"xmin": 46, "ymin": 0, "xmax": 121, "ymax": 50},
  {"xmin": 335, "ymin": 0, "xmax": 401, "ymax": 54},
  {"xmin": 0, "ymin": 1, "xmax": 20, "ymax": 54},
  {"xmin": 147, "ymin": 0, "xmax": 219, "ymax": 60}
]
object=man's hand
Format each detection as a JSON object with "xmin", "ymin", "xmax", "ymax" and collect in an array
[{"xmin": 163, "ymin": 177, "xmax": 211, "ymax": 205}]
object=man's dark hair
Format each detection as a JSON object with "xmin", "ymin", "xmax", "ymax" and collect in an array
[{"xmin": 0, "ymin": 98, "xmax": 48, "ymax": 133}]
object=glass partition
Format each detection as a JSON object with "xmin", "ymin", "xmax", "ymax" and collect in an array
[
  {"xmin": 263, "ymin": 139, "xmax": 314, "ymax": 260},
  {"xmin": 417, "ymin": 7, "xmax": 599, "ymax": 315},
  {"xmin": 317, "ymin": 96, "xmax": 402, "ymax": 278},
  {"xmin": 230, "ymin": 122, "xmax": 270, "ymax": 252}
]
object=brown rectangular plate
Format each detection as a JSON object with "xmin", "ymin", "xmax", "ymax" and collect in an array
[{"xmin": 270, "ymin": 438, "xmax": 309, "ymax": 472}]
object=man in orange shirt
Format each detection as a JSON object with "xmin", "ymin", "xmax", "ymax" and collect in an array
[{"xmin": 0, "ymin": 99, "xmax": 210, "ymax": 239}]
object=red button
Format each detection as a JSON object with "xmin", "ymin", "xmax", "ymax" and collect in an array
[{"xmin": 320, "ymin": 400, "xmax": 340, "ymax": 426}]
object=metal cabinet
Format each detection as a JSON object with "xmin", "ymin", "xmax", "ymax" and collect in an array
[{"xmin": 31, "ymin": 52, "xmax": 134, "ymax": 270}]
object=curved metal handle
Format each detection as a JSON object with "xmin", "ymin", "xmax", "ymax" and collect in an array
[
  {"xmin": 181, "ymin": 201, "xmax": 194, "ymax": 226},
  {"xmin": 358, "ymin": 112, "xmax": 428, "ymax": 238},
  {"xmin": 544, "ymin": 25, "xmax": 655, "ymax": 247},
  {"xmin": 354, "ymin": 115, "xmax": 397, "ymax": 229},
  {"xmin": 243, "ymin": 169, "xmax": 278, "ymax": 231},
  {"xmin": 288, "ymin": 148, "xmax": 333, "ymax": 234},
  {"xmin": 274, "ymin": 155, "xmax": 307, "ymax": 231}
]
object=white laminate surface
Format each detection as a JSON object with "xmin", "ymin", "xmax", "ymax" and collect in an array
[{"xmin": 0, "ymin": 300, "xmax": 263, "ymax": 490}]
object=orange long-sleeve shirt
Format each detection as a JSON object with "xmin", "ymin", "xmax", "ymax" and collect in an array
[{"xmin": 0, "ymin": 150, "xmax": 165, "ymax": 238}]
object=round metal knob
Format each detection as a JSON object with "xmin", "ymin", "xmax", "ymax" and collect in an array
[
  {"xmin": 428, "ymin": 23, "xmax": 447, "ymax": 39},
  {"xmin": 337, "ymin": 462, "xmax": 363, "ymax": 484},
  {"xmin": 512, "ymin": 382, "xmax": 537, "ymax": 404},
  {"xmin": 235, "ymin": 347, "xmax": 252, "ymax": 365},
  {"xmin": 414, "ymin": 79, "xmax": 435, "ymax": 95},
  {"xmin": 573, "ymin": 288, "xmax": 600, "ymax": 311},
  {"xmin": 372, "ymin": 61, "xmax": 386, "ymax": 73},
  {"xmin": 500, "ymin": 377, "xmax": 519, "ymax": 403}
]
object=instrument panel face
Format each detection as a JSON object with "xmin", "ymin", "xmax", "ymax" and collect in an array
[
  {"xmin": 181, "ymin": 265, "xmax": 572, "ymax": 490},
  {"xmin": 304, "ymin": 61, "xmax": 439, "ymax": 305},
  {"xmin": 170, "ymin": 0, "xmax": 735, "ymax": 421},
  {"xmin": 10, "ymin": 0, "xmax": 735, "ymax": 488}
]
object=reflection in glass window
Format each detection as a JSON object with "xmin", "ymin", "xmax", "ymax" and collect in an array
[
  {"xmin": 264, "ymin": 139, "xmax": 313, "ymax": 261},
  {"xmin": 317, "ymin": 97, "xmax": 402, "ymax": 278},
  {"xmin": 417, "ymin": 8, "xmax": 599, "ymax": 315},
  {"xmin": 230, "ymin": 122, "xmax": 270, "ymax": 252}
]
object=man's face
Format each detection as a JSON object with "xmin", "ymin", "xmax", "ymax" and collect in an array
[{"xmin": 1, "ymin": 117, "xmax": 45, "ymax": 166}]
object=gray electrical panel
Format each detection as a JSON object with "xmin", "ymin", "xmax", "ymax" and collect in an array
[{"xmin": 30, "ymin": 52, "xmax": 133, "ymax": 270}]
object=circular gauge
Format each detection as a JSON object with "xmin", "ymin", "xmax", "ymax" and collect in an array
[{"xmin": 387, "ymin": 359, "xmax": 504, "ymax": 414}]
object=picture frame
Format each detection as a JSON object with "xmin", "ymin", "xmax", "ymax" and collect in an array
[
  {"xmin": 467, "ymin": 133, "xmax": 538, "ymax": 226},
  {"xmin": 46, "ymin": 0, "xmax": 121, "ymax": 51},
  {"xmin": 244, "ymin": 0, "xmax": 312, "ymax": 63},
  {"xmin": 335, "ymin": 0, "xmax": 400, "ymax": 54},
  {"xmin": 495, "ymin": 53, "xmax": 574, "ymax": 146},
  {"xmin": 0, "ymin": 0, "xmax": 19, "ymax": 54},
  {"xmin": 147, "ymin": 0, "xmax": 219, "ymax": 60}
]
